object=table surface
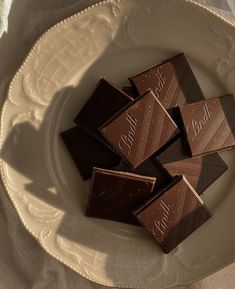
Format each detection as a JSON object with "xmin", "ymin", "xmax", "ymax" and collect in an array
[{"xmin": 0, "ymin": 0, "xmax": 235, "ymax": 288}]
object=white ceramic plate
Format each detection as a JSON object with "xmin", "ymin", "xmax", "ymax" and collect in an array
[{"xmin": 1, "ymin": 0, "xmax": 235, "ymax": 288}]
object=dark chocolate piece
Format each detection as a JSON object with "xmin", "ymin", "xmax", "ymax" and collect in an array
[
  {"xmin": 74, "ymin": 78, "xmax": 133, "ymax": 145},
  {"xmin": 86, "ymin": 167, "xmax": 156, "ymax": 225},
  {"xmin": 167, "ymin": 106, "xmax": 186, "ymax": 131},
  {"xmin": 155, "ymin": 137, "xmax": 228, "ymax": 194},
  {"xmin": 129, "ymin": 53, "xmax": 204, "ymax": 109},
  {"xmin": 133, "ymin": 176, "xmax": 212, "ymax": 253},
  {"xmin": 122, "ymin": 86, "xmax": 138, "ymax": 98},
  {"xmin": 60, "ymin": 126, "xmax": 120, "ymax": 180},
  {"xmin": 156, "ymin": 137, "xmax": 189, "ymax": 164},
  {"xmin": 179, "ymin": 95, "xmax": 235, "ymax": 157},
  {"xmin": 101, "ymin": 89, "xmax": 179, "ymax": 168},
  {"xmin": 118, "ymin": 159, "xmax": 171, "ymax": 191}
]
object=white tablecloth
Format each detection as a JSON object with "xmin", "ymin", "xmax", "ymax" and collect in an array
[{"xmin": 0, "ymin": 1, "xmax": 234, "ymax": 288}]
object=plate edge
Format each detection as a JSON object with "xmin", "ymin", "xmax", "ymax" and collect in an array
[{"xmin": 0, "ymin": 0, "xmax": 235, "ymax": 288}]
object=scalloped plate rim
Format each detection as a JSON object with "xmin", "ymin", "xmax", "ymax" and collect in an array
[{"xmin": 0, "ymin": 0, "xmax": 235, "ymax": 288}]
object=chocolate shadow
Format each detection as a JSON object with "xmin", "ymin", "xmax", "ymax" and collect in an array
[
  {"xmin": 1, "ymin": 5, "xmax": 233, "ymax": 284},
  {"xmin": 220, "ymin": 94, "xmax": 235, "ymax": 139}
]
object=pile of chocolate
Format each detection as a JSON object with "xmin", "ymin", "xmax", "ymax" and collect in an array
[{"xmin": 61, "ymin": 53, "xmax": 235, "ymax": 253}]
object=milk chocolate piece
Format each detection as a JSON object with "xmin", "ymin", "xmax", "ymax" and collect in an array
[
  {"xmin": 129, "ymin": 53, "xmax": 204, "ymax": 109},
  {"xmin": 179, "ymin": 95, "xmax": 235, "ymax": 157},
  {"xmin": 74, "ymin": 78, "xmax": 133, "ymax": 145},
  {"xmin": 86, "ymin": 167, "xmax": 156, "ymax": 225},
  {"xmin": 133, "ymin": 176, "xmax": 211, "ymax": 253},
  {"xmin": 60, "ymin": 126, "xmax": 120, "ymax": 180},
  {"xmin": 118, "ymin": 159, "xmax": 171, "ymax": 191},
  {"xmin": 156, "ymin": 137, "xmax": 228, "ymax": 194},
  {"xmin": 101, "ymin": 90, "xmax": 179, "ymax": 168}
]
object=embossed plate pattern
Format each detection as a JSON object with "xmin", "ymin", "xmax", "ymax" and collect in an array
[{"xmin": 0, "ymin": 0, "xmax": 235, "ymax": 288}]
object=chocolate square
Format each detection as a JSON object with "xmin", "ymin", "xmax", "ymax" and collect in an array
[
  {"xmin": 122, "ymin": 86, "xmax": 138, "ymax": 99},
  {"xmin": 74, "ymin": 78, "xmax": 133, "ymax": 145},
  {"xmin": 179, "ymin": 95, "xmax": 235, "ymax": 157},
  {"xmin": 118, "ymin": 159, "xmax": 171, "ymax": 191},
  {"xmin": 133, "ymin": 176, "xmax": 212, "ymax": 253},
  {"xmin": 86, "ymin": 167, "xmax": 156, "ymax": 225},
  {"xmin": 101, "ymin": 89, "xmax": 179, "ymax": 168},
  {"xmin": 129, "ymin": 53, "xmax": 204, "ymax": 109},
  {"xmin": 60, "ymin": 126, "xmax": 120, "ymax": 180},
  {"xmin": 155, "ymin": 137, "xmax": 228, "ymax": 194}
]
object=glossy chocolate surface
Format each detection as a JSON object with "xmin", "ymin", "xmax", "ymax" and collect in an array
[
  {"xmin": 60, "ymin": 126, "xmax": 120, "ymax": 180},
  {"xmin": 86, "ymin": 167, "xmax": 156, "ymax": 225},
  {"xmin": 129, "ymin": 53, "xmax": 204, "ymax": 109},
  {"xmin": 101, "ymin": 90, "xmax": 179, "ymax": 168},
  {"xmin": 74, "ymin": 78, "xmax": 133, "ymax": 145},
  {"xmin": 118, "ymin": 159, "xmax": 171, "ymax": 191},
  {"xmin": 133, "ymin": 176, "xmax": 212, "ymax": 253},
  {"xmin": 155, "ymin": 137, "xmax": 228, "ymax": 194},
  {"xmin": 179, "ymin": 95, "xmax": 235, "ymax": 157}
]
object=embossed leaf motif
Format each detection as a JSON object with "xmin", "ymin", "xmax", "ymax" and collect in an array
[
  {"xmin": 11, "ymin": 111, "xmax": 34, "ymax": 127},
  {"xmin": 23, "ymin": 74, "xmax": 49, "ymax": 106},
  {"xmin": 111, "ymin": 2, "xmax": 121, "ymax": 18},
  {"xmin": 72, "ymin": 15, "xmax": 93, "ymax": 31},
  {"xmin": 1, "ymin": 1, "xmax": 234, "ymax": 287},
  {"xmin": 11, "ymin": 108, "xmax": 43, "ymax": 127},
  {"xmin": 4, "ymin": 164, "xmax": 28, "ymax": 202},
  {"xmin": 36, "ymin": 44, "xmax": 41, "ymax": 57},
  {"xmin": 36, "ymin": 35, "xmax": 50, "ymax": 57},
  {"xmin": 56, "ymin": 236, "xmax": 82, "ymax": 265},
  {"xmin": 39, "ymin": 227, "xmax": 52, "ymax": 243},
  {"xmin": 27, "ymin": 203, "xmax": 63, "ymax": 224},
  {"xmin": 33, "ymin": 109, "xmax": 44, "ymax": 122},
  {"xmin": 114, "ymin": 6, "xmax": 151, "ymax": 46},
  {"xmin": 34, "ymin": 56, "xmax": 39, "ymax": 71}
]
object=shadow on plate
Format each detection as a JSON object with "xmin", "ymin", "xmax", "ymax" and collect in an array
[{"xmin": 1, "ymin": 21, "xmax": 234, "ymax": 284}]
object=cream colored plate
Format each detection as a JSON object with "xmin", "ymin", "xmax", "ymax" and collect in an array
[{"xmin": 1, "ymin": 0, "xmax": 235, "ymax": 288}]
